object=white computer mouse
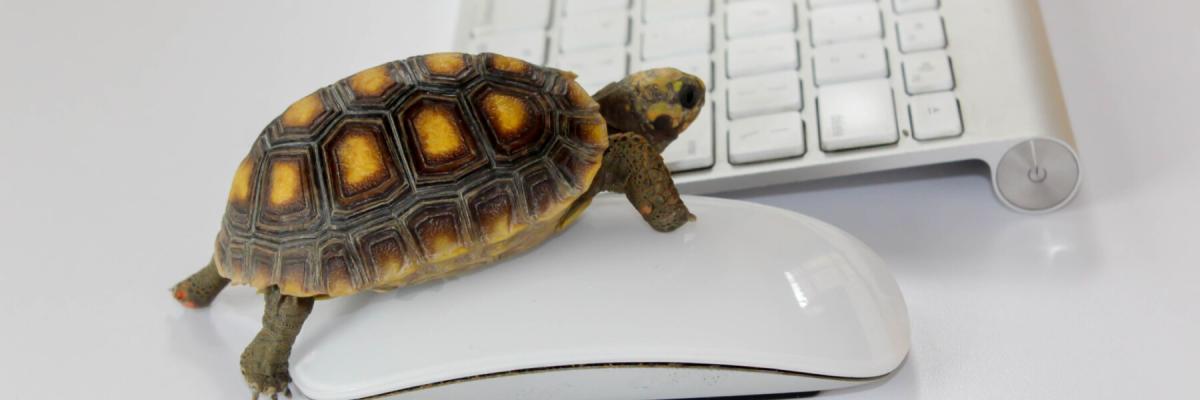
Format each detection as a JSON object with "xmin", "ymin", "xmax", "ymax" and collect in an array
[{"xmin": 288, "ymin": 195, "xmax": 910, "ymax": 400}]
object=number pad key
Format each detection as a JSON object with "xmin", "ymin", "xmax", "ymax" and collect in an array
[
  {"xmin": 810, "ymin": 3, "xmax": 882, "ymax": 46},
  {"xmin": 725, "ymin": 0, "xmax": 795, "ymax": 39},
  {"xmin": 812, "ymin": 40, "xmax": 888, "ymax": 85},
  {"xmin": 896, "ymin": 11, "xmax": 946, "ymax": 53},
  {"xmin": 468, "ymin": 31, "xmax": 547, "ymax": 64},
  {"xmin": 471, "ymin": 0, "xmax": 552, "ymax": 36},
  {"xmin": 642, "ymin": 19, "xmax": 712, "ymax": 60},
  {"xmin": 729, "ymin": 112, "xmax": 806, "ymax": 164},
  {"xmin": 560, "ymin": 12, "xmax": 629, "ymax": 52},
  {"xmin": 727, "ymin": 71, "xmax": 803, "ymax": 119},
  {"xmin": 563, "ymin": 0, "xmax": 628, "ymax": 17},
  {"xmin": 808, "ymin": 0, "xmax": 872, "ymax": 9},
  {"xmin": 893, "ymin": 0, "xmax": 938, "ymax": 13},
  {"xmin": 644, "ymin": 0, "xmax": 712, "ymax": 22},
  {"xmin": 817, "ymin": 79, "xmax": 898, "ymax": 151},
  {"xmin": 726, "ymin": 34, "xmax": 798, "ymax": 78},
  {"xmin": 556, "ymin": 47, "xmax": 627, "ymax": 93}
]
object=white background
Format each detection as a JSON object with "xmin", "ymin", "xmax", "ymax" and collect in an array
[{"xmin": 1, "ymin": 0, "xmax": 1197, "ymax": 399}]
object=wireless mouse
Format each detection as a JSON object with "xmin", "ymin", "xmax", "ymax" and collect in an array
[{"xmin": 287, "ymin": 195, "xmax": 910, "ymax": 399}]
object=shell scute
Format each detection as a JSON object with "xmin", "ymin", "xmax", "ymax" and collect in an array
[
  {"xmin": 410, "ymin": 52, "xmax": 479, "ymax": 85},
  {"xmin": 353, "ymin": 223, "xmax": 414, "ymax": 287},
  {"xmin": 337, "ymin": 61, "xmax": 416, "ymax": 109},
  {"xmin": 319, "ymin": 239, "xmax": 356, "ymax": 297},
  {"xmin": 269, "ymin": 87, "xmax": 342, "ymax": 144},
  {"xmin": 396, "ymin": 95, "xmax": 489, "ymax": 184},
  {"xmin": 404, "ymin": 199, "xmax": 472, "ymax": 264},
  {"xmin": 465, "ymin": 178, "xmax": 525, "ymax": 244},
  {"xmin": 277, "ymin": 244, "xmax": 314, "ymax": 296},
  {"xmin": 320, "ymin": 115, "xmax": 411, "ymax": 216},
  {"xmin": 480, "ymin": 53, "xmax": 544, "ymax": 88},
  {"xmin": 469, "ymin": 84, "xmax": 553, "ymax": 162},
  {"xmin": 254, "ymin": 149, "xmax": 323, "ymax": 235}
]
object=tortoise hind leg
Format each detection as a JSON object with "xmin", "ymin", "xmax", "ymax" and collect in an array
[
  {"xmin": 171, "ymin": 260, "xmax": 230, "ymax": 308},
  {"xmin": 242, "ymin": 286, "xmax": 314, "ymax": 399}
]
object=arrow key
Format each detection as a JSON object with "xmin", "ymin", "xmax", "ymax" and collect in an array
[
  {"xmin": 909, "ymin": 92, "xmax": 962, "ymax": 140},
  {"xmin": 902, "ymin": 52, "xmax": 954, "ymax": 94}
]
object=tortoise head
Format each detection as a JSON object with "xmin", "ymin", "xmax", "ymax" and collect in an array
[{"xmin": 593, "ymin": 68, "xmax": 706, "ymax": 152}]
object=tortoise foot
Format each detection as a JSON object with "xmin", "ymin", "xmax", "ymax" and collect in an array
[{"xmin": 241, "ymin": 353, "xmax": 293, "ymax": 400}]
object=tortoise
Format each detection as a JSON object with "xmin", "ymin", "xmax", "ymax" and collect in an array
[{"xmin": 169, "ymin": 52, "xmax": 706, "ymax": 398}]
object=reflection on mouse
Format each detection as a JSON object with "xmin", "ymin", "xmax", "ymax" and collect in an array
[{"xmin": 290, "ymin": 195, "xmax": 910, "ymax": 399}]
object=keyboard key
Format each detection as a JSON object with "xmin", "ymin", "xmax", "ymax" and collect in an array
[
  {"xmin": 808, "ymin": 0, "xmax": 872, "ymax": 9},
  {"xmin": 642, "ymin": 19, "xmax": 712, "ymax": 60},
  {"xmin": 556, "ymin": 47, "xmax": 627, "ymax": 93},
  {"xmin": 560, "ymin": 12, "xmax": 629, "ymax": 52},
  {"xmin": 663, "ymin": 102, "xmax": 715, "ymax": 171},
  {"xmin": 812, "ymin": 40, "xmax": 888, "ymax": 86},
  {"xmin": 725, "ymin": 0, "xmax": 795, "ymax": 39},
  {"xmin": 471, "ymin": 0, "xmax": 552, "ymax": 36},
  {"xmin": 643, "ymin": 0, "xmax": 712, "ymax": 23},
  {"xmin": 727, "ymin": 71, "xmax": 803, "ymax": 119},
  {"xmin": 563, "ymin": 0, "xmax": 628, "ymax": 17},
  {"xmin": 810, "ymin": 3, "xmax": 883, "ymax": 46},
  {"xmin": 728, "ymin": 112, "xmax": 806, "ymax": 164},
  {"xmin": 896, "ymin": 12, "xmax": 946, "ymax": 53},
  {"xmin": 817, "ymin": 79, "xmax": 898, "ymax": 151},
  {"xmin": 639, "ymin": 54, "xmax": 714, "ymax": 92},
  {"xmin": 726, "ymin": 34, "xmax": 798, "ymax": 78},
  {"xmin": 909, "ymin": 92, "xmax": 962, "ymax": 140},
  {"xmin": 468, "ymin": 31, "xmax": 547, "ymax": 64},
  {"xmin": 893, "ymin": 0, "xmax": 939, "ymax": 13},
  {"xmin": 903, "ymin": 52, "xmax": 955, "ymax": 94}
]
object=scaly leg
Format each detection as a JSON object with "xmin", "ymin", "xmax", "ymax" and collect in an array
[
  {"xmin": 171, "ymin": 260, "xmax": 230, "ymax": 308},
  {"xmin": 241, "ymin": 286, "xmax": 314, "ymax": 399},
  {"xmin": 596, "ymin": 133, "xmax": 694, "ymax": 232}
]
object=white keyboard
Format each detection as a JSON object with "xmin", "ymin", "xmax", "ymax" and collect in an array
[{"xmin": 454, "ymin": 0, "xmax": 1082, "ymax": 212}]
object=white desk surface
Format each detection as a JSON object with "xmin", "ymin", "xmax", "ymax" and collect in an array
[{"xmin": 1, "ymin": 0, "xmax": 1197, "ymax": 398}]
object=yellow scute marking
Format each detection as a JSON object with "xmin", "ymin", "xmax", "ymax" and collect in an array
[
  {"xmin": 491, "ymin": 54, "xmax": 528, "ymax": 73},
  {"xmin": 281, "ymin": 93, "xmax": 324, "ymax": 128},
  {"xmin": 428, "ymin": 233, "xmax": 468, "ymax": 262},
  {"xmin": 414, "ymin": 106, "xmax": 466, "ymax": 159},
  {"xmin": 579, "ymin": 117, "xmax": 608, "ymax": 147},
  {"xmin": 483, "ymin": 93, "xmax": 527, "ymax": 138},
  {"xmin": 269, "ymin": 161, "xmax": 301, "ymax": 207},
  {"xmin": 228, "ymin": 157, "xmax": 254, "ymax": 203},
  {"xmin": 377, "ymin": 252, "xmax": 405, "ymax": 277},
  {"xmin": 335, "ymin": 134, "xmax": 385, "ymax": 186},
  {"xmin": 424, "ymin": 53, "xmax": 466, "ymax": 76},
  {"xmin": 483, "ymin": 212, "xmax": 518, "ymax": 242},
  {"xmin": 349, "ymin": 65, "xmax": 395, "ymax": 97},
  {"xmin": 566, "ymin": 81, "xmax": 597, "ymax": 110}
]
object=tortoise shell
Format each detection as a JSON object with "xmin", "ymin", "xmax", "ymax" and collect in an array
[{"xmin": 214, "ymin": 53, "xmax": 609, "ymax": 298}]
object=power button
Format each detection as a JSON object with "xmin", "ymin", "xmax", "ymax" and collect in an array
[{"xmin": 994, "ymin": 138, "xmax": 1081, "ymax": 212}]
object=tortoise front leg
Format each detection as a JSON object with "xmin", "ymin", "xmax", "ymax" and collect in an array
[
  {"xmin": 241, "ymin": 286, "xmax": 314, "ymax": 399},
  {"xmin": 598, "ymin": 133, "xmax": 694, "ymax": 232}
]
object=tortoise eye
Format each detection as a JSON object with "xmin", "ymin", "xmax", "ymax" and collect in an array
[{"xmin": 679, "ymin": 84, "xmax": 700, "ymax": 109}]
